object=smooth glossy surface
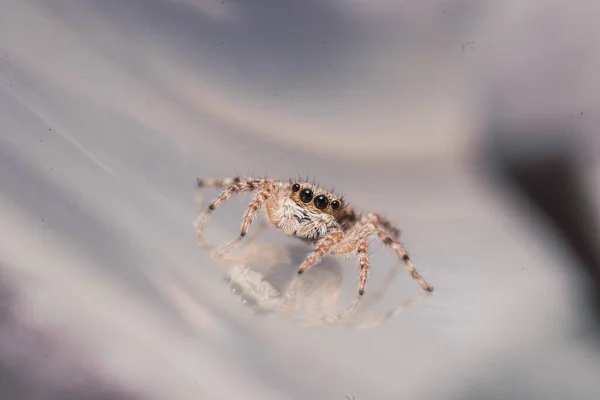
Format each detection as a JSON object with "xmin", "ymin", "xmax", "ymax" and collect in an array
[{"xmin": 1, "ymin": 1, "xmax": 600, "ymax": 399}]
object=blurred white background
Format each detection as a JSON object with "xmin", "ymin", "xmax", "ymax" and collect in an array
[{"xmin": 1, "ymin": 1, "xmax": 599, "ymax": 399}]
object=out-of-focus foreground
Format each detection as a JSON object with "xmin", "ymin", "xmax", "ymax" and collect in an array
[{"xmin": 1, "ymin": 1, "xmax": 600, "ymax": 399}]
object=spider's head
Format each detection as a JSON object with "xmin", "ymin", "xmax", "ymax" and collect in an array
[{"xmin": 288, "ymin": 182, "xmax": 345, "ymax": 218}]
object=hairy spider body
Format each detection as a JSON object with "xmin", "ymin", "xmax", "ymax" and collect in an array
[{"xmin": 196, "ymin": 177, "xmax": 433, "ymax": 295}]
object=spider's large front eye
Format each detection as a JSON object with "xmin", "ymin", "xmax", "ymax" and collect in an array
[
  {"xmin": 299, "ymin": 189, "xmax": 313, "ymax": 203},
  {"xmin": 292, "ymin": 183, "xmax": 301, "ymax": 192},
  {"xmin": 331, "ymin": 200, "xmax": 340, "ymax": 210},
  {"xmin": 314, "ymin": 195, "xmax": 329, "ymax": 210}
]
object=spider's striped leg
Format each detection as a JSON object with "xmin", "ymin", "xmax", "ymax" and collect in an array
[
  {"xmin": 194, "ymin": 177, "xmax": 271, "ymax": 252},
  {"xmin": 213, "ymin": 183, "xmax": 273, "ymax": 260},
  {"xmin": 296, "ymin": 229, "xmax": 345, "ymax": 275},
  {"xmin": 357, "ymin": 238, "xmax": 371, "ymax": 295},
  {"xmin": 362, "ymin": 212, "xmax": 401, "ymax": 241},
  {"xmin": 196, "ymin": 177, "xmax": 242, "ymax": 189},
  {"xmin": 362, "ymin": 213, "xmax": 433, "ymax": 292}
]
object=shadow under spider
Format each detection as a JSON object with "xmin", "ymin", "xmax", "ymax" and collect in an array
[{"xmin": 194, "ymin": 205, "xmax": 431, "ymax": 329}]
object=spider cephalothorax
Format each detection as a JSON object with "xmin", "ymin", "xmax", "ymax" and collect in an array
[{"xmin": 196, "ymin": 176, "xmax": 433, "ymax": 295}]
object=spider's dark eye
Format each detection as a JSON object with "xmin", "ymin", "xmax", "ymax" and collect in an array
[
  {"xmin": 299, "ymin": 189, "xmax": 313, "ymax": 203},
  {"xmin": 314, "ymin": 195, "xmax": 328, "ymax": 210},
  {"xmin": 331, "ymin": 200, "xmax": 340, "ymax": 210},
  {"xmin": 292, "ymin": 183, "xmax": 301, "ymax": 192}
]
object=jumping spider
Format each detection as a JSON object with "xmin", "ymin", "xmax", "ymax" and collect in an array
[{"xmin": 195, "ymin": 177, "xmax": 433, "ymax": 296}]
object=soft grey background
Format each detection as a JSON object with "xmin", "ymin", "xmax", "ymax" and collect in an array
[{"xmin": 1, "ymin": 1, "xmax": 600, "ymax": 399}]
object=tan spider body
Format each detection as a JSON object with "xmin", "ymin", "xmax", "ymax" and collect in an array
[{"xmin": 196, "ymin": 177, "xmax": 433, "ymax": 295}]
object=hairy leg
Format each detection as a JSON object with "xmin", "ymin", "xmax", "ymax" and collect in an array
[
  {"xmin": 357, "ymin": 239, "xmax": 370, "ymax": 295},
  {"xmin": 362, "ymin": 212, "xmax": 401, "ymax": 241},
  {"xmin": 196, "ymin": 177, "xmax": 273, "ymax": 209},
  {"xmin": 296, "ymin": 229, "xmax": 345, "ymax": 275},
  {"xmin": 362, "ymin": 213, "xmax": 433, "ymax": 292},
  {"xmin": 329, "ymin": 230, "xmax": 373, "ymax": 296},
  {"xmin": 213, "ymin": 184, "xmax": 272, "ymax": 259},
  {"xmin": 196, "ymin": 177, "xmax": 241, "ymax": 188},
  {"xmin": 195, "ymin": 177, "xmax": 271, "ymax": 252}
]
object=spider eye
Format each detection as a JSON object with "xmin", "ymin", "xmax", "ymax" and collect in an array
[
  {"xmin": 314, "ymin": 195, "xmax": 328, "ymax": 210},
  {"xmin": 331, "ymin": 200, "xmax": 340, "ymax": 210},
  {"xmin": 299, "ymin": 189, "xmax": 313, "ymax": 203},
  {"xmin": 292, "ymin": 183, "xmax": 301, "ymax": 192}
]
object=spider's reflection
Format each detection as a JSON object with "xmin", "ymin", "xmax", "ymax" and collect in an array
[{"xmin": 194, "ymin": 211, "xmax": 431, "ymax": 329}]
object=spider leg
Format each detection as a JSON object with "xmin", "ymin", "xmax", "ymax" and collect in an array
[
  {"xmin": 363, "ymin": 213, "xmax": 434, "ymax": 292},
  {"xmin": 296, "ymin": 229, "xmax": 345, "ymax": 275},
  {"xmin": 194, "ymin": 177, "xmax": 271, "ymax": 252},
  {"xmin": 357, "ymin": 238, "xmax": 370, "ymax": 295},
  {"xmin": 196, "ymin": 177, "xmax": 273, "ymax": 209},
  {"xmin": 366, "ymin": 213, "xmax": 401, "ymax": 241},
  {"xmin": 213, "ymin": 184, "xmax": 272, "ymax": 260},
  {"xmin": 328, "ymin": 224, "xmax": 374, "ymax": 295},
  {"xmin": 196, "ymin": 177, "xmax": 242, "ymax": 189}
]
